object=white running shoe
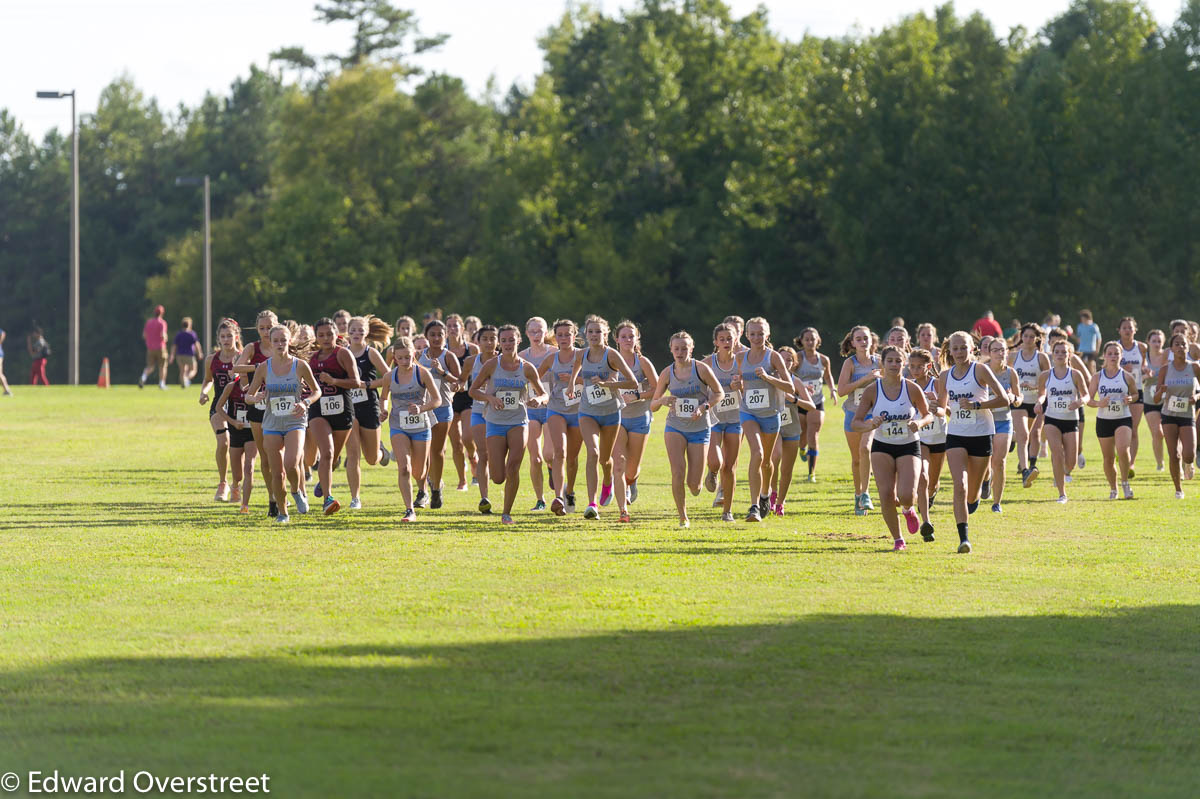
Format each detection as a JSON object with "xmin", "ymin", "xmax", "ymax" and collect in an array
[
  {"xmin": 712, "ymin": 486, "xmax": 724, "ymax": 508},
  {"xmin": 1065, "ymin": 473, "xmax": 1073, "ymax": 484},
  {"xmin": 1122, "ymin": 482, "xmax": 1133, "ymax": 500},
  {"xmin": 349, "ymin": 497, "xmax": 362, "ymax": 510},
  {"xmin": 704, "ymin": 470, "xmax": 717, "ymax": 493},
  {"xmin": 214, "ymin": 482, "xmax": 230, "ymax": 502},
  {"xmin": 1176, "ymin": 490, "xmax": 1185, "ymax": 500},
  {"xmin": 1077, "ymin": 453, "xmax": 1086, "ymax": 469},
  {"xmin": 1056, "ymin": 495, "xmax": 1068, "ymax": 504},
  {"xmin": 1109, "ymin": 489, "xmax": 1118, "ymax": 500}
]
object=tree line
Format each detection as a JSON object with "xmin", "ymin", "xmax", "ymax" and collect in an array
[{"xmin": 3, "ymin": 0, "xmax": 1199, "ymax": 382}]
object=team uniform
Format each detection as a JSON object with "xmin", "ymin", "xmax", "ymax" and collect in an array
[
  {"xmin": 1120, "ymin": 343, "xmax": 1144, "ymax": 405},
  {"xmin": 868, "ymin": 379, "xmax": 920, "ymax": 459},
  {"xmin": 1013, "ymin": 349, "xmax": 1042, "ymax": 415},
  {"xmin": 388, "ymin": 367, "xmax": 432, "ymax": 442},
  {"xmin": 208, "ymin": 353, "xmax": 237, "ymax": 431},
  {"xmin": 945, "ymin": 363, "xmax": 995, "ymax": 457},
  {"xmin": 739, "ymin": 349, "xmax": 781, "ymax": 434},
  {"xmin": 308, "ymin": 349, "xmax": 353, "ymax": 431},
  {"xmin": 244, "ymin": 342, "xmax": 271, "ymax": 425},
  {"xmin": 521, "ymin": 347, "xmax": 555, "ymax": 427},
  {"xmin": 1159, "ymin": 360, "xmax": 1196, "ymax": 428},
  {"xmin": 225, "ymin": 377, "xmax": 253, "ymax": 449},
  {"xmin": 350, "ymin": 347, "xmax": 382, "ymax": 430},
  {"xmin": 578, "ymin": 349, "xmax": 623, "ymax": 427},
  {"xmin": 664, "ymin": 362, "xmax": 711, "ymax": 444},
  {"xmin": 842, "ymin": 354, "xmax": 880, "ymax": 432},
  {"xmin": 796, "ymin": 353, "xmax": 826, "ymax": 414},
  {"xmin": 262, "ymin": 359, "xmax": 306, "ymax": 436},
  {"xmin": 707, "ymin": 354, "xmax": 742, "ymax": 435},
  {"xmin": 483, "ymin": 358, "xmax": 531, "ymax": 438},
  {"xmin": 620, "ymin": 357, "xmax": 653, "ymax": 436},
  {"xmin": 992, "ymin": 369, "xmax": 1015, "ymax": 435},
  {"xmin": 1095, "ymin": 368, "xmax": 1133, "ymax": 438},
  {"xmin": 777, "ymin": 388, "xmax": 805, "ymax": 444},
  {"xmin": 546, "ymin": 350, "xmax": 580, "ymax": 428},
  {"xmin": 450, "ymin": 341, "xmax": 474, "ymax": 417},
  {"xmin": 918, "ymin": 376, "xmax": 948, "ymax": 453},
  {"xmin": 1043, "ymin": 368, "xmax": 1081, "ymax": 434},
  {"xmin": 418, "ymin": 349, "xmax": 456, "ymax": 426}
]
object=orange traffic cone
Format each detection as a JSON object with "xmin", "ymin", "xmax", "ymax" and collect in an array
[{"xmin": 97, "ymin": 357, "xmax": 111, "ymax": 389}]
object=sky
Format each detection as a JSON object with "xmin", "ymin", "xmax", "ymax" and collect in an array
[{"xmin": 1, "ymin": 0, "xmax": 1186, "ymax": 140}]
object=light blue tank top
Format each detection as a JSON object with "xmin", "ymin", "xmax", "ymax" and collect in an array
[
  {"xmin": 739, "ymin": 348, "xmax": 779, "ymax": 418},
  {"xmin": 388, "ymin": 366, "xmax": 431, "ymax": 433},
  {"xmin": 483, "ymin": 356, "xmax": 529, "ymax": 425},
  {"xmin": 579, "ymin": 347, "xmax": 620, "ymax": 415},
  {"xmin": 708, "ymin": 353, "xmax": 740, "ymax": 424},
  {"xmin": 418, "ymin": 348, "xmax": 456, "ymax": 408},
  {"xmin": 263, "ymin": 357, "xmax": 304, "ymax": 433},
  {"xmin": 844, "ymin": 353, "xmax": 880, "ymax": 414},
  {"xmin": 546, "ymin": 349, "xmax": 580, "ymax": 414},
  {"xmin": 665, "ymin": 361, "xmax": 709, "ymax": 433},
  {"xmin": 621, "ymin": 356, "xmax": 651, "ymax": 419}
]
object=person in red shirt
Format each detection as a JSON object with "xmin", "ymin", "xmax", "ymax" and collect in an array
[
  {"xmin": 140, "ymin": 305, "xmax": 169, "ymax": 390},
  {"xmin": 971, "ymin": 310, "xmax": 1003, "ymax": 340}
]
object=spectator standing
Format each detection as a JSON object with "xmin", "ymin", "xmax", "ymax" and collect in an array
[
  {"xmin": 27, "ymin": 327, "xmax": 50, "ymax": 385},
  {"xmin": 971, "ymin": 310, "xmax": 1003, "ymax": 340},
  {"xmin": 1075, "ymin": 310, "xmax": 1101, "ymax": 372},
  {"xmin": 170, "ymin": 316, "xmax": 203, "ymax": 389},
  {"xmin": 140, "ymin": 305, "xmax": 169, "ymax": 390}
]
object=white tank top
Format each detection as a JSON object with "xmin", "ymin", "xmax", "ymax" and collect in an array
[
  {"xmin": 918, "ymin": 376, "xmax": 947, "ymax": 444},
  {"xmin": 1095, "ymin": 367, "xmax": 1131, "ymax": 420},
  {"xmin": 945, "ymin": 362, "xmax": 995, "ymax": 437},
  {"xmin": 869, "ymin": 378, "xmax": 917, "ymax": 445},
  {"xmin": 1119, "ymin": 343, "xmax": 1143, "ymax": 385},
  {"xmin": 1045, "ymin": 367, "xmax": 1079, "ymax": 420},
  {"xmin": 1013, "ymin": 349, "xmax": 1042, "ymax": 403}
]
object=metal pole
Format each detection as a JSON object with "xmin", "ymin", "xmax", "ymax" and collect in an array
[
  {"xmin": 203, "ymin": 175, "xmax": 211, "ymax": 355},
  {"xmin": 70, "ymin": 91, "xmax": 79, "ymax": 386}
]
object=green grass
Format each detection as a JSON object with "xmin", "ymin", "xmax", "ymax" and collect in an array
[{"xmin": 2, "ymin": 386, "xmax": 1199, "ymax": 797}]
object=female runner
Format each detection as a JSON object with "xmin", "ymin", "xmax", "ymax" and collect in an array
[
  {"xmin": 703, "ymin": 322, "xmax": 743, "ymax": 521},
  {"xmin": 852, "ymin": 345, "xmax": 931, "ymax": 550},
  {"xmin": 464, "ymin": 316, "xmax": 482, "ymax": 342},
  {"xmin": 1152, "ymin": 334, "xmax": 1200, "ymax": 498},
  {"xmin": 232, "ymin": 310, "xmax": 279, "ymax": 517},
  {"xmin": 469, "ymin": 324, "xmax": 548, "ymax": 524},
  {"xmin": 769, "ymin": 346, "xmax": 817, "ymax": 516},
  {"xmin": 568, "ymin": 315, "xmax": 639, "ymax": 520},
  {"xmin": 343, "ymin": 315, "xmax": 393, "ymax": 509},
  {"xmin": 519, "ymin": 316, "xmax": 555, "ymax": 511},
  {"xmin": 1009, "ymin": 323, "xmax": 1050, "ymax": 487},
  {"xmin": 837, "ymin": 325, "xmax": 881, "ymax": 515},
  {"xmin": 650, "ymin": 331, "xmax": 724, "ymax": 528},
  {"xmin": 985, "ymin": 337, "xmax": 1019, "ymax": 513},
  {"xmin": 462, "ymin": 325, "xmax": 499, "ymax": 513},
  {"xmin": 243, "ymin": 325, "xmax": 321, "ymax": 523},
  {"xmin": 732, "ymin": 317, "xmax": 795, "ymax": 522},
  {"xmin": 911, "ymin": 349, "xmax": 944, "ymax": 541},
  {"xmin": 1033, "ymin": 339, "xmax": 1089, "ymax": 504},
  {"xmin": 416, "ymin": 319, "xmax": 461, "ymax": 510},
  {"xmin": 539, "ymin": 319, "xmax": 583, "ymax": 516},
  {"xmin": 794, "ymin": 327, "xmax": 834, "ymax": 483},
  {"xmin": 211, "ymin": 359, "xmax": 257, "ymax": 513},
  {"xmin": 916, "ymin": 323, "xmax": 939, "ymax": 355},
  {"xmin": 1141, "ymin": 329, "xmax": 1168, "ymax": 472},
  {"xmin": 198, "ymin": 321, "xmax": 242, "ymax": 502},
  {"xmin": 1116, "ymin": 317, "xmax": 1148, "ymax": 473},
  {"xmin": 372, "ymin": 336, "xmax": 440, "ymax": 521},
  {"xmin": 1088, "ymin": 340, "xmax": 1139, "ymax": 500},
  {"xmin": 306, "ymin": 317, "xmax": 362, "ymax": 515},
  {"xmin": 446, "ymin": 313, "xmax": 480, "ymax": 490},
  {"xmin": 938, "ymin": 331, "xmax": 1010, "ymax": 552},
  {"xmin": 613, "ymin": 320, "xmax": 656, "ymax": 507}
]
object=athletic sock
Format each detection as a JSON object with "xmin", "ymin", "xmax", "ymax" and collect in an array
[
  {"xmin": 957, "ymin": 522, "xmax": 969, "ymax": 543},
  {"xmin": 807, "ymin": 449, "xmax": 818, "ymax": 472},
  {"xmin": 1029, "ymin": 456, "xmax": 1038, "ymax": 469}
]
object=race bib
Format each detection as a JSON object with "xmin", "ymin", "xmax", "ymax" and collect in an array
[
  {"xmin": 717, "ymin": 392, "xmax": 740, "ymax": 412},
  {"xmin": 349, "ymin": 387, "xmax": 369, "ymax": 404},
  {"xmin": 1020, "ymin": 381, "xmax": 1038, "ymax": 403},
  {"xmin": 235, "ymin": 408, "xmax": 247, "ymax": 425},
  {"xmin": 254, "ymin": 400, "xmax": 267, "ymax": 411},
  {"xmin": 780, "ymin": 406, "xmax": 795, "ymax": 427},
  {"xmin": 954, "ymin": 407, "xmax": 976, "ymax": 423},
  {"xmin": 401, "ymin": 413, "xmax": 426, "ymax": 431},
  {"xmin": 270, "ymin": 396, "xmax": 295, "ymax": 416},
  {"xmin": 745, "ymin": 387, "xmax": 769, "ymax": 410},
  {"xmin": 621, "ymin": 389, "xmax": 640, "ymax": 404},
  {"xmin": 320, "ymin": 394, "xmax": 345, "ymax": 415},
  {"xmin": 883, "ymin": 420, "xmax": 908, "ymax": 439},
  {"xmin": 1051, "ymin": 397, "xmax": 1070, "ymax": 413},
  {"xmin": 852, "ymin": 387, "xmax": 866, "ymax": 407},
  {"xmin": 675, "ymin": 397, "xmax": 699, "ymax": 418},
  {"xmin": 585, "ymin": 383, "xmax": 612, "ymax": 405},
  {"xmin": 1167, "ymin": 395, "xmax": 1190, "ymax": 415},
  {"xmin": 804, "ymin": 380, "xmax": 823, "ymax": 401},
  {"xmin": 562, "ymin": 388, "xmax": 580, "ymax": 407},
  {"xmin": 496, "ymin": 389, "xmax": 521, "ymax": 409},
  {"xmin": 1107, "ymin": 399, "xmax": 1125, "ymax": 415}
]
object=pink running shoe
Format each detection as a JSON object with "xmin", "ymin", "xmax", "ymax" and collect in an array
[
  {"xmin": 599, "ymin": 482, "xmax": 613, "ymax": 506},
  {"xmin": 774, "ymin": 502, "xmax": 785, "ymax": 517},
  {"xmin": 902, "ymin": 508, "xmax": 919, "ymax": 535},
  {"xmin": 769, "ymin": 490, "xmax": 778, "ymax": 510},
  {"xmin": 893, "ymin": 538, "xmax": 907, "ymax": 551}
]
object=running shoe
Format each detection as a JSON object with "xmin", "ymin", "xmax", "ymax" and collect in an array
[
  {"xmin": 430, "ymin": 489, "xmax": 443, "ymax": 510},
  {"xmin": 721, "ymin": 511, "xmax": 735, "ymax": 523},
  {"xmin": 1176, "ymin": 490, "xmax": 1185, "ymax": 500},
  {"xmin": 854, "ymin": 494, "xmax": 866, "ymax": 516},
  {"xmin": 1156, "ymin": 463, "xmax": 1165, "ymax": 472},
  {"xmin": 158, "ymin": 381, "xmax": 167, "ymax": 390},
  {"xmin": 893, "ymin": 538, "xmax": 907, "ymax": 552},
  {"xmin": 619, "ymin": 511, "xmax": 631, "ymax": 523},
  {"xmin": 380, "ymin": 446, "xmax": 391, "ymax": 467},
  {"xmin": 1186, "ymin": 464, "xmax": 1195, "ymax": 481},
  {"xmin": 991, "ymin": 503, "xmax": 1002, "ymax": 513},
  {"xmin": 550, "ymin": 497, "xmax": 565, "ymax": 516},
  {"xmin": 805, "ymin": 474, "xmax": 816, "ymax": 483},
  {"xmin": 862, "ymin": 493, "xmax": 875, "ymax": 510},
  {"xmin": 531, "ymin": 499, "xmax": 547, "ymax": 512},
  {"xmin": 583, "ymin": 503, "xmax": 599, "ymax": 519},
  {"xmin": 1056, "ymin": 495, "xmax": 1068, "ymax": 504},
  {"xmin": 1122, "ymin": 482, "xmax": 1133, "ymax": 500},
  {"xmin": 759, "ymin": 496, "xmax": 771, "ymax": 518},
  {"xmin": 239, "ymin": 504, "xmax": 250, "ymax": 514},
  {"xmin": 705, "ymin": 470, "xmax": 717, "ymax": 493},
  {"xmin": 902, "ymin": 508, "xmax": 919, "ymax": 535},
  {"xmin": 314, "ymin": 480, "xmax": 324, "ymax": 498},
  {"xmin": 920, "ymin": 522, "xmax": 935, "ymax": 542},
  {"xmin": 799, "ymin": 449, "xmax": 808, "ymax": 463},
  {"xmin": 629, "ymin": 480, "xmax": 639, "ymax": 504},
  {"xmin": 929, "ymin": 485, "xmax": 939, "ymax": 504},
  {"xmin": 323, "ymin": 496, "xmax": 341, "ymax": 516},
  {"xmin": 1078, "ymin": 453, "xmax": 1086, "ymax": 469},
  {"xmin": 332, "ymin": 455, "xmax": 342, "ymax": 470},
  {"xmin": 967, "ymin": 500, "xmax": 979, "ymax": 515},
  {"xmin": 746, "ymin": 504, "xmax": 761, "ymax": 523},
  {"xmin": 769, "ymin": 490, "xmax": 778, "ymax": 510},
  {"xmin": 349, "ymin": 497, "xmax": 362, "ymax": 510},
  {"xmin": 401, "ymin": 508, "xmax": 416, "ymax": 523},
  {"xmin": 1065, "ymin": 473, "xmax": 1073, "ymax": 484},
  {"xmin": 547, "ymin": 467, "xmax": 555, "ymax": 492},
  {"xmin": 1127, "ymin": 466, "xmax": 1135, "ymax": 480},
  {"xmin": 775, "ymin": 502, "xmax": 785, "ymax": 517},
  {"xmin": 501, "ymin": 513, "xmax": 514, "ymax": 525},
  {"xmin": 565, "ymin": 493, "xmax": 577, "ymax": 513},
  {"xmin": 214, "ymin": 482, "xmax": 229, "ymax": 502},
  {"xmin": 268, "ymin": 500, "xmax": 278, "ymax": 518},
  {"xmin": 275, "ymin": 513, "xmax": 290, "ymax": 524},
  {"xmin": 599, "ymin": 482, "xmax": 614, "ymax": 506},
  {"xmin": 230, "ymin": 485, "xmax": 241, "ymax": 504},
  {"xmin": 414, "ymin": 488, "xmax": 428, "ymax": 508},
  {"xmin": 713, "ymin": 487, "xmax": 724, "ymax": 508},
  {"xmin": 957, "ymin": 540, "xmax": 972, "ymax": 554},
  {"xmin": 1009, "ymin": 439, "xmax": 1016, "ymax": 453},
  {"xmin": 679, "ymin": 520, "xmax": 690, "ymax": 529},
  {"xmin": 478, "ymin": 497, "xmax": 492, "ymax": 514},
  {"xmin": 457, "ymin": 481, "xmax": 469, "ymax": 491},
  {"xmin": 980, "ymin": 480, "xmax": 990, "ymax": 500},
  {"xmin": 293, "ymin": 491, "xmax": 309, "ymax": 514},
  {"xmin": 1109, "ymin": 489, "xmax": 1118, "ymax": 500},
  {"xmin": 1023, "ymin": 466, "xmax": 1040, "ymax": 488}
]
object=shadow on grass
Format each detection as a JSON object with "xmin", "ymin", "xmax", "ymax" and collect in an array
[{"xmin": 3, "ymin": 607, "xmax": 1199, "ymax": 798}]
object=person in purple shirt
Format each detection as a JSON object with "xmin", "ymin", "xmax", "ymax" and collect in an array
[{"xmin": 169, "ymin": 316, "xmax": 204, "ymax": 389}]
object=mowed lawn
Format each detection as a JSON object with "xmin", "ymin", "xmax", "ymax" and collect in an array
[{"xmin": 2, "ymin": 386, "xmax": 1199, "ymax": 798}]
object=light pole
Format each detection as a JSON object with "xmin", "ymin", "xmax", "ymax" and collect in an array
[
  {"xmin": 175, "ymin": 176, "xmax": 211, "ymax": 355},
  {"xmin": 36, "ymin": 89, "xmax": 79, "ymax": 385}
]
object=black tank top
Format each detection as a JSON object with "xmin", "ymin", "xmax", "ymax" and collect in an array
[{"xmin": 354, "ymin": 347, "xmax": 379, "ymax": 402}]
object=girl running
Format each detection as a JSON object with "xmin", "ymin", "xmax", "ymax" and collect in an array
[
  {"xmin": 1151, "ymin": 333, "xmax": 1200, "ymax": 498},
  {"xmin": 1088, "ymin": 340, "xmax": 1139, "ymax": 500},
  {"xmin": 704, "ymin": 322, "xmax": 743, "ymax": 522},
  {"xmin": 307, "ymin": 317, "xmax": 362, "ymax": 516},
  {"xmin": 912, "ymin": 349, "xmax": 944, "ymax": 541},
  {"xmin": 416, "ymin": 319, "xmax": 461, "ymax": 510},
  {"xmin": 985, "ymin": 337, "xmax": 1019, "ymax": 513},
  {"xmin": 373, "ymin": 336, "xmax": 440, "ymax": 521},
  {"xmin": 539, "ymin": 319, "xmax": 584, "ymax": 516},
  {"xmin": 519, "ymin": 316, "xmax": 555, "ymax": 511},
  {"xmin": 770, "ymin": 346, "xmax": 817, "ymax": 516},
  {"xmin": 468, "ymin": 324, "xmax": 548, "ymax": 524},
  {"xmin": 1033, "ymin": 339, "xmax": 1088, "ymax": 504},
  {"xmin": 837, "ymin": 325, "xmax": 881, "ymax": 515},
  {"xmin": 733, "ymin": 317, "xmax": 794, "ymax": 522},
  {"xmin": 568, "ymin": 315, "xmax": 639, "ymax": 520},
  {"xmin": 938, "ymin": 331, "xmax": 1010, "ymax": 552},
  {"xmin": 852, "ymin": 345, "xmax": 931, "ymax": 550},
  {"xmin": 232, "ymin": 310, "xmax": 279, "ymax": 517},
  {"xmin": 446, "ymin": 313, "xmax": 480, "ymax": 490},
  {"xmin": 613, "ymin": 320, "xmax": 657, "ymax": 508},
  {"xmin": 462, "ymin": 325, "xmax": 499, "ymax": 513},
  {"xmin": 343, "ymin": 315, "xmax": 393, "ymax": 509},
  {"xmin": 1009, "ymin": 323, "xmax": 1049, "ymax": 487},
  {"xmin": 197, "ymin": 321, "xmax": 242, "ymax": 502},
  {"xmin": 211, "ymin": 364, "xmax": 257, "ymax": 514},
  {"xmin": 1142, "ymin": 329, "xmax": 1168, "ymax": 472},
  {"xmin": 916, "ymin": 323, "xmax": 939, "ymax": 355},
  {"xmin": 243, "ymin": 325, "xmax": 321, "ymax": 523},
  {"xmin": 1117, "ymin": 317, "xmax": 1148, "ymax": 473},
  {"xmin": 794, "ymin": 327, "xmax": 834, "ymax": 483},
  {"xmin": 650, "ymin": 331, "xmax": 724, "ymax": 528}
]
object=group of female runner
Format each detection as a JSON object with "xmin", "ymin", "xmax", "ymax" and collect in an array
[{"xmin": 195, "ymin": 310, "xmax": 1200, "ymax": 547}]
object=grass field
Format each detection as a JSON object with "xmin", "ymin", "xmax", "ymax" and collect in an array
[{"xmin": 2, "ymin": 386, "xmax": 1199, "ymax": 797}]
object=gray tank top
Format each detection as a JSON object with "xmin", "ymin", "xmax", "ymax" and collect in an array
[
  {"xmin": 707, "ymin": 353, "xmax": 741, "ymax": 424},
  {"xmin": 739, "ymin": 348, "xmax": 779, "ymax": 418},
  {"xmin": 665, "ymin": 361, "xmax": 710, "ymax": 433},
  {"xmin": 992, "ymin": 367, "xmax": 1014, "ymax": 422},
  {"xmin": 388, "ymin": 366, "xmax": 431, "ymax": 433},
  {"xmin": 469, "ymin": 355, "xmax": 490, "ymax": 415},
  {"xmin": 1161, "ymin": 359, "xmax": 1197, "ymax": 418},
  {"xmin": 778, "ymin": 375, "xmax": 805, "ymax": 437},
  {"xmin": 263, "ymin": 357, "xmax": 304, "ymax": 433},
  {"xmin": 483, "ymin": 356, "xmax": 529, "ymax": 425},
  {"xmin": 521, "ymin": 345, "xmax": 555, "ymax": 397},
  {"xmin": 796, "ymin": 352, "xmax": 825, "ymax": 404},
  {"xmin": 621, "ymin": 355, "xmax": 651, "ymax": 418},
  {"xmin": 418, "ymin": 348, "xmax": 456, "ymax": 408},
  {"xmin": 844, "ymin": 353, "xmax": 880, "ymax": 415},
  {"xmin": 579, "ymin": 347, "xmax": 621, "ymax": 415},
  {"xmin": 546, "ymin": 349, "xmax": 580, "ymax": 414}
]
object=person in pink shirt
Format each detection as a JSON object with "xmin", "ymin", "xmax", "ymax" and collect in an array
[
  {"xmin": 140, "ymin": 304, "xmax": 169, "ymax": 390},
  {"xmin": 971, "ymin": 310, "xmax": 1003, "ymax": 340}
]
